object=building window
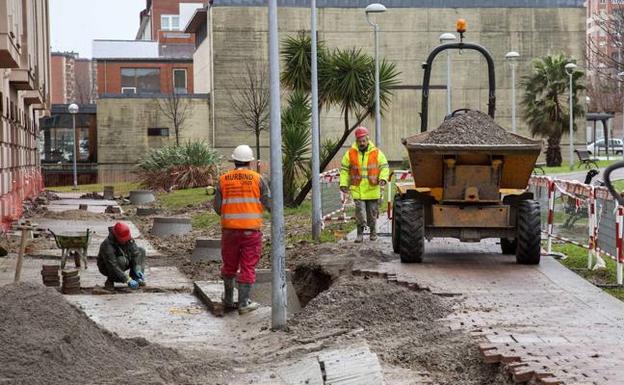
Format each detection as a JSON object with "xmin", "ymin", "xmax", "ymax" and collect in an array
[
  {"xmin": 161, "ymin": 14, "xmax": 180, "ymax": 31},
  {"xmin": 173, "ymin": 69, "xmax": 187, "ymax": 94},
  {"xmin": 121, "ymin": 68, "xmax": 161, "ymax": 94},
  {"xmin": 148, "ymin": 128, "xmax": 169, "ymax": 136}
]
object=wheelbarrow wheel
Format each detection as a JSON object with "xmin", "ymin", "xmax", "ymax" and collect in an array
[
  {"xmin": 500, "ymin": 238, "xmax": 517, "ymax": 254},
  {"xmin": 391, "ymin": 196, "xmax": 403, "ymax": 254},
  {"xmin": 399, "ymin": 199, "xmax": 424, "ymax": 263},
  {"xmin": 516, "ymin": 200, "xmax": 541, "ymax": 265}
]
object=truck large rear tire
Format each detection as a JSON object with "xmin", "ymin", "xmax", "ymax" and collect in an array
[
  {"xmin": 399, "ymin": 199, "xmax": 424, "ymax": 263},
  {"xmin": 391, "ymin": 197, "xmax": 403, "ymax": 254},
  {"xmin": 516, "ymin": 200, "xmax": 541, "ymax": 265}
]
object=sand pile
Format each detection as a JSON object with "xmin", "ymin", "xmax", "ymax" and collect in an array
[
  {"xmin": 43, "ymin": 209, "xmax": 109, "ymax": 221},
  {"xmin": 408, "ymin": 110, "xmax": 533, "ymax": 145},
  {"xmin": 0, "ymin": 282, "xmax": 227, "ymax": 385}
]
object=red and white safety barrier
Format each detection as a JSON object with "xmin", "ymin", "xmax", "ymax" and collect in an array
[
  {"xmin": 386, "ymin": 170, "xmax": 413, "ymax": 219},
  {"xmin": 529, "ymin": 175, "xmax": 624, "ymax": 284},
  {"xmin": 319, "ymin": 168, "xmax": 354, "ymax": 226}
]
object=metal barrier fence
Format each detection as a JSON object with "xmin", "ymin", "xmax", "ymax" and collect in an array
[
  {"xmin": 319, "ymin": 169, "xmax": 353, "ymax": 226},
  {"xmin": 528, "ymin": 176, "xmax": 624, "ymax": 283}
]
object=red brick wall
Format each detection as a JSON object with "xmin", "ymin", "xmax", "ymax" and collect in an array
[
  {"xmin": 96, "ymin": 60, "xmax": 194, "ymax": 95},
  {"xmin": 50, "ymin": 55, "xmax": 66, "ymax": 104},
  {"xmin": 151, "ymin": 0, "xmax": 199, "ymax": 39}
]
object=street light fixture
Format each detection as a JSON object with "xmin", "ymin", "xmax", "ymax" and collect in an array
[
  {"xmin": 565, "ymin": 62, "xmax": 577, "ymax": 170},
  {"xmin": 505, "ymin": 51, "xmax": 520, "ymax": 133},
  {"xmin": 440, "ymin": 33, "xmax": 456, "ymax": 115},
  {"xmin": 68, "ymin": 103, "xmax": 79, "ymax": 190},
  {"xmin": 365, "ymin": 2, "xmax": 386, "ymax": 146}
]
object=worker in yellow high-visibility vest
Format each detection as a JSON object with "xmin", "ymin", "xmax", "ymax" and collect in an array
[{"xmin": 339, "ymin": 127, "xmax": 390, "ymax": 243}]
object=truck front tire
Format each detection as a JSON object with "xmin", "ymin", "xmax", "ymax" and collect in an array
[{"xmin": 399, "ymin": 199, "xmax": 424, "ymax": 263}]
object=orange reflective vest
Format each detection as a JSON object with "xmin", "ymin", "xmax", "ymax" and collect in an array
[
  {"xmin": 348, "ymin": 147, "xmax": 380, "ymax": 186},
  {"xmin": 219, "ymin": 169, "xmax": 264, "ymax": 230}
]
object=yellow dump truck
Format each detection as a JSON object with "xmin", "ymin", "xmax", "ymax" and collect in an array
[{"xmin": 391, "ymin": 29, "xmax": 542, "ymax": 265}]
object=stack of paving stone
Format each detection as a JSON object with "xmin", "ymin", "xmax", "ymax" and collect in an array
[
  {"xmin": 61, "ymin": 269, "xmax": 81, "ymax": 294},
  {"xmin": 41, "ymin": 265, "xmax": 60, "ymax": 287}
]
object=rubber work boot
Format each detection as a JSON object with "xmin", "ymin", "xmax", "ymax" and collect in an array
[
  {"xmin": 369, "ymin": 226, "xmax": 378, "ymax": 241},
  {"xmin": 137, "ymin": 279, "xmax": 146, "ymax": 287},
  {"xmin": 354, "ymin": 226, "xmax": 364, "ymax": 243},
  {"xmin": 104, "ymin": 278, "xmax": 114, "ymax": 291},
  {"xmin": 237, "ymin": 283, "xmax": 260, "ymax": 315},
  {"xmin": 222, "ymin": 277, "xmax": 237, "ymax": 309}
]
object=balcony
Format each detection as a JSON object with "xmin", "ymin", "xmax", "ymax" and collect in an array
[
  {"xmin": 21, "ymin": 90, "xmax": 43, "ymax": 106},
  {"xmin": 0, "ymin": 32, "xmax": 19, "ymax": 68},
  {"xmin": 9, "ymin": 68, "xmax": 34, "ymax": 90},
  {"xmin": 92, "ymin": 40, "xmax": 159, "ymax": 59}
]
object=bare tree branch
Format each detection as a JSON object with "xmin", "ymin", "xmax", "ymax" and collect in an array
[
  {"xmin": 155, "ymin": 92, "xmax": 192, "ymax": 146},
  {"xmin": 228, "ymin": 63, "xmax": 269, "ymax": 172}
]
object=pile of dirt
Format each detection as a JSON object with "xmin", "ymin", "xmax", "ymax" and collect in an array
[
  {"xmin": 289, "ymin": 276, "xmax": 511, "ymax": 385},
  {"xmin": 408, "ymin": 110, "xmax": 533, "ymax": 145},
  {"xmin": 43, "ymin": 209, "xmax": 109, "ymax": 221},
  {"xmin": 0, "ymin": 282, "xmax": 229, "ymax": 385}
]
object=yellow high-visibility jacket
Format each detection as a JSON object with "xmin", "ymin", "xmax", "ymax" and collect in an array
[{"xmin": 339, "ymin": 141, "xmax": 390, "ymax": 200}]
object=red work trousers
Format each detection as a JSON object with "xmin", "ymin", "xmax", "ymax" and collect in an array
[{"xmin": 220, "ymin": 228, "xmax": 262, "ymax": 284}]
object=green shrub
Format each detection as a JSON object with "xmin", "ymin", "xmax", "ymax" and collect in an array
[{"xmin": 136, "ymin": 142, "xmax": 221, "ymax": 190}]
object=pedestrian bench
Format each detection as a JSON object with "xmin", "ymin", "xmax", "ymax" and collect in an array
[
  {"xmin": 575, "ymin": 150, "xmax": 599, "ymax": 169},
  {"xmin": 533, "ymin": 162, "xmax": 546, "ymax": 175}
]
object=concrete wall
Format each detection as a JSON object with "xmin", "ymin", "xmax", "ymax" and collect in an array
[
  {"xmin": 206, "ymin": 6, "xmax": 586, "ymax": 162},
  {"xmin": 96, "ymin": 96, "xmax": 210, "ymax": 183},
  {"xmin": 193, "ymin": 37, "xmax": 211, "ymax": 93}
]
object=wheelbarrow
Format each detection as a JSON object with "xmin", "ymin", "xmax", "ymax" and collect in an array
[{"xmin": 48, "ymin": 229, "xmax": 91, "ymax": 270}]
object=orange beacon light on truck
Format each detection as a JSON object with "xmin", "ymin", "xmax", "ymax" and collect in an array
[{"xmin": 456, "ymin": 18, "xmax": 467, "ymax": 33}]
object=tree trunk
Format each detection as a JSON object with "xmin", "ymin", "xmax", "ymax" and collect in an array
[
  {"xmin": 546, "ymin": 131, "xmax": 563, "ymax": 167},
  {"xmin": 255, "ymin": 128, "xmax": 261, "ymax": 173},
  {"xmin": 174, "ymin": 124, "xmax": 180, "ymax": 146},
  {"xmin": 292, "ymin": 110, "xmax": 367, "ymax": 206}
]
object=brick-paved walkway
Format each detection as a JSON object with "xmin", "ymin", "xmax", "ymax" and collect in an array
[{"xmin": 355, "ymin": 218, "xmax": 624, "ymax": 385}]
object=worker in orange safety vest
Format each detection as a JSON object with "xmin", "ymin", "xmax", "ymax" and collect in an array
[
  {"xmin": 213, "ymin": 145, "xmax": 271, "ymax": 314},
  {"xmin": 339, "ymin": 127, "xmax": 390, "ymax": 243}
]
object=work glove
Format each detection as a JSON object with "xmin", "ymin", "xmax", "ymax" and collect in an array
[
  {"xmin": 379, "ymin": 180, "xmax": 387, "ymax": 187},
  {"xmin": 127, "ymin": 279, "xmax": 139, "ymax": 289},
  {"xmin": 340, "ymin": 186, "xmax": 349, "ymax": 194},
  {"xmin": 134, "ymin": 271, "xmax": 144, "ymax": 280}
]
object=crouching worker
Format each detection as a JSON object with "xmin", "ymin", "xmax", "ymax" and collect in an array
[
  {"xmin": 214, "ymin": 145, "xmax": 271, "ymax": 314},
  {"xmin": 97, "ymin": 222, "xmax": 146, "ymax": 290}
]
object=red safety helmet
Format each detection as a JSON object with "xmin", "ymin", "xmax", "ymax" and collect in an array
[
  {"xmin": 355, "ymin": 126, "xmax": 369, "ymax": 139},
  {"xmin": 112, "ymin": 222, "xmax": 132, "ymax": 244}
]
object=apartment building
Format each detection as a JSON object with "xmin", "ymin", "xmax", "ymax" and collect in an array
[
  {"xmin": 0, "ymin": 0, "xmax": 51, "ymax": 231},
  {"xmin": 586, "ymin": 0, "xmax": 624, "ymax": 77},
  {"xmin": 94, "ymin": 0, "xmax": 202, "ymax": 97}
]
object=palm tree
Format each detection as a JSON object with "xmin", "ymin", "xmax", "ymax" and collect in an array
[
  {"xmin": 280, "ymin": 32, "xmax": 400, "ymax": 206},
  {"xmin": 282, "ymin": 91, "xmax": 311, "ymax": 206},
  {"xmin": 521, "ymin": 54, "xmax": 585, "ymax": 166}
]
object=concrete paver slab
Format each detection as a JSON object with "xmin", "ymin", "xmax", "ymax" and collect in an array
[
  {"xmin": 53, "ymin": 198, "xmax": 118, "ymax": 207},
  {"xmin": 46, "ymin": 204, "xmax": 121, "ymax": 214}
]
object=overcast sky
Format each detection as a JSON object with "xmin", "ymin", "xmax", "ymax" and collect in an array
[{"xmin": 50, "ymin": 0, "xmax": 146, "ymax": 58}]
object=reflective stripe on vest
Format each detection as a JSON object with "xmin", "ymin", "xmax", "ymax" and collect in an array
[
  {"xmin": 348, "ymin": 147, "xmax": 380, "ymax": 186},
  {"xmin": 219, "ymin": 169, "xmax": 264, "ymax": 230}
]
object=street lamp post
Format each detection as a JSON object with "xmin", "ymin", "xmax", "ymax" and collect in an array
[
  {"xmin": 505, "ymin": 51, "xmax": 520, "ymax": 133},
  {"xmin": 68, "ymin": 103, "xmax": 79, "ymax": 190},
  {"xmin": 439, "ymin": 33, "xmax": 456, "ymax": 115},
  {"xmin": 618, "ymin": 72, "xmax": 624, "ymax": 161},
  {"xmin": 310, "ymin": 0, "xmax": 321, "ymax": 242},
  {"xmin": 365, "ymin": 3, "xmax": 386, "ymax": 146},
  {"xmin": 565, "ymin": 63, "xmax": 577, "ymax": 171}
]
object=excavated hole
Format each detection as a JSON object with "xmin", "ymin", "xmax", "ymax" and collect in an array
[{"xmin": 292, "ymin": 263, "xmax": 334, "ymax": 308}]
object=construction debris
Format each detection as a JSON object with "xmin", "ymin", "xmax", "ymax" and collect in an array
[{"xmin": 409, "ymin": 110, "xmax": 533, "ymax": 145}]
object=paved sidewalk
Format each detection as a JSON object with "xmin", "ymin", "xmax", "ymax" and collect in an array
[{"xmin": 355, "ymin": 217, "xmax": 624, "ymax": 385}]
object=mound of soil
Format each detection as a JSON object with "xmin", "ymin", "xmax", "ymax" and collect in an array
[
  {"xmin": 407, "ymin": 110, "xmax": 533, "ymax": 145},
  {"xmin": 0, "ymin": 282, "xmax": 228, "ymax": 385},
  {"xmin": 290, "ymin": 276, "xmax": 511, "ymax": 385}
]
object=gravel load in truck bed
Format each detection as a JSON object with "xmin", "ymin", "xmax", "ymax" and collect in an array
[{"xmin": 406, "ymin": 110, "xmax": 535, "ymax": 145}]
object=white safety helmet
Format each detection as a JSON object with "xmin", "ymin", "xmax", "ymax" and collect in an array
[{"xmin": 231, "ymin": 144, "xmax": 255, "ymax": 162}]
